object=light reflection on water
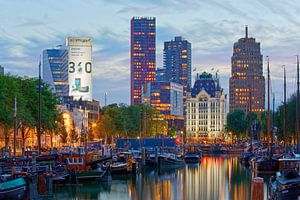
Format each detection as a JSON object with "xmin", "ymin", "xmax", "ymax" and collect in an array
[{"xmin": 53, "ymin": 156, "xmax": 252, "ymax": 200}]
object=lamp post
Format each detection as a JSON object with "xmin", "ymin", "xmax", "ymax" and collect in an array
[{"xmin": 137, "ymin": 136, "xmax": 141, "ymax": 149}]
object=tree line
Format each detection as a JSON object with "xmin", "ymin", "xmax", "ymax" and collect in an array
[
  {"xmin": 0, "ymin": 74, "xmax": 61, "ymax": 151},
  {"xmin": 227, "ymin": 93, "xmax": 299, "ymax": 144},
  {"xmin": 96, "ymin": 103, "xmax": 168, "ymax": 142},
  {"xmin": 275, "ymin": 94, "xmax": 298, "ymax": 144}
]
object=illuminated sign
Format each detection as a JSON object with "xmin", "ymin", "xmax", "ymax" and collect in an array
[{"xmin": 67, "ymin": 37, "xmax": 92, "ymax": 101}]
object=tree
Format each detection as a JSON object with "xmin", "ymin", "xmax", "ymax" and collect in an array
[
  {"xmin": 246, "ymin": 112, "xmax": 257, "ymax": 128},
  {"xmin": 275, "ymin": 94, "xmax": 297, "ymax": 144},
  {"xmin": 0, "ymin": 74, "xmax": 60, "ymax": 152},
  {"xmin": 96, "ymin": 103, "xmax": 169, "ymax": 140},
  {"xmin": 226, "ymin": 109, "xmax": 247, "ymax": 138},
  {"xmin": 97, "ymin": 114, "xmax": 115, "ymax": 143},
  {"xmin": 0, "ymin": 75, "xmax": 16, "ymax": 152}
]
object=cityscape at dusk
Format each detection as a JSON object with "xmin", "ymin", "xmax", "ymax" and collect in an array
[
  {"xmin": 1, "ymin": 0, "xmax": 300, "ymax": 105},
  {"xmin": 1, "ymin": 1, "xmax": 300, "ymax": 200}
]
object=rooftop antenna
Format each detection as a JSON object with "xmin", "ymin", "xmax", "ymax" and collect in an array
[{"xmin": 245, "ymin": 25, "xmax": 248, "ymax": 38}]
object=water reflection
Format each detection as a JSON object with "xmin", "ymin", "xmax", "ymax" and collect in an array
[{"xmin": 53, "ymin": 156, "xmax": 252, "ymax": 200}]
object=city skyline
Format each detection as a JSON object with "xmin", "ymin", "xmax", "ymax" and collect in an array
[{"xmin": 1, "ymin": 0, "xmax": 300, "ymax": 108}]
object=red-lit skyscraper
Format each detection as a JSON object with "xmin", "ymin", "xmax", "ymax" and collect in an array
[{"xmin": 131, "ymin": 17, "xmax": 156, "ymax": 105}]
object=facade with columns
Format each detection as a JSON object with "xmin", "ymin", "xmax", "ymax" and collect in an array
[{"xmin": 186, "ymin": 72, "xmax": 226, "ymax": 140}]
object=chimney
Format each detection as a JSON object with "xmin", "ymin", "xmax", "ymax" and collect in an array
[{"xmin": 245, "ymin": 25, "xmax": 248, "ymax": 38}]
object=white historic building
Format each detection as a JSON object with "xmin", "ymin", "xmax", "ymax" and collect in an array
[{"xmin": 186, "ymin": 72, "xmax": 227, "ymax": 139}]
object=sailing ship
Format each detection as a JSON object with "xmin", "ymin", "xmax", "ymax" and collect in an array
[
  {"xmin": 255, "ymin": 57, "xmax": 279, "ymax": 173},
  {"xmin": 268, "ymin": 55, "xmax": 300, "ymax": 199}
]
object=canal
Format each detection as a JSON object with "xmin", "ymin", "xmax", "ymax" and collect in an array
[{"xmin": 53, "ymin": 156, "xmax": 256, "ymax": 200}]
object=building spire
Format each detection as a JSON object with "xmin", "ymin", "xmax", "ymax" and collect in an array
[{"xmin": 245, "ymin": 25, "xmax": 248, "ymax": 38}]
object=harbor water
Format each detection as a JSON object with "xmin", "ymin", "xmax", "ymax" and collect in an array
[{"xmin": 53, "ymin": 156, "xmax": 255, "ymax": 200}]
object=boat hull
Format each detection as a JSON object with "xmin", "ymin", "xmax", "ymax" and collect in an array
[
  {"xmin": 159, "ymin": 156, "xmax": 185, "ymax": 169},
  {"xmin": 76, "ymin": 170, "xmax": 106, "ymax": 183},
  {"xmin": 269, "ymin": 178, "xmax": 300, "ymax": 199},
  {"xmin": 0, "ymin": 178, "xmax": 26, "ymax": 200},
  {"xmin": 272, "ymin": 186, "xmax": 300, "ymax": 200},
  {"xmin": 184, "ymin": 154, "xmax": 200, "ymax": 164},
  {"xmin": 256, "ymin": 159, "xmax": 278, "ymax": 173}
]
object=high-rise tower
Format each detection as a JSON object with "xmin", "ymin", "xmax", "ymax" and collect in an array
[
  {"xmin": 43, "ymin": 46, "xmax": 68, "ymax": 97},
  {"xmin": 229, "ymin": 26, "xmax": 265, "ymax": 113},
  {"xmin": 130, "ymin": 17, "xmax": 156, "ymax": 105},
  {"xmin": 163, "ymin": 36, "xmax": 191, "ymax": 112}
]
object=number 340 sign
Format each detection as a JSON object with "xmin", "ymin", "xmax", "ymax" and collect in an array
[{"xmin": 69, "ymin": 62, "xmax": 92, "ymax": 74}]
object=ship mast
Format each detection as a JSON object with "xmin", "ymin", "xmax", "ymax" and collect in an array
[
  {"xmin": 13, "ymin": 96, "xmax": 17, "ymax": 158},
  {"xmin": 283, "ymin": 65, "xmax": 286, "ymax": 150},
  {"xmin": 297, "ymin": 55, "xmax": 299, "ymax": 153},
  {"xmin": 38, "ymin": 56, "xmax": 42, "ymax": 155},
  {"xmin": 267, "ymin": 56, "xmax": 271, "ymax": 158}
]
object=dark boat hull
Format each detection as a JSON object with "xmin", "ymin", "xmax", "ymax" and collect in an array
[
  {"xmin": 145, "ymin": 158, "xmax": 157, "ymax": 166},
  {"xmin": 104, "ymin": 163, "xmax": 131, "ymax": 175},
  {"xmin": 0, "ymin": 185, "xmax": 26, "ymax": 200},
  {"xmin": 273, "ymin": 186, "xmax": 300, "ymax": 200},
  {"xmin": 159, "ymin": 156, "xmax": 185, "ymax": 168},
  {"xmin": 111, "ymin": 166, "xmax": 129, "ymax": 175},
  {"xmin": 256, "ymin": 159, "xmax": 279, "ymax": 173},
  {"xmin": 76, "ymin": 170, "xmax": 106, "ymax": 183},
  {"xmin": 269, "ymin": 179, "xmax": 300, "ymax": 199},
  {"xmin": 184, "ymin": 155, "xmax": 200, "ymax": 164},
  {"xmin": 0, "ymin": 178, "xmax": 26, "ymax": 200}
]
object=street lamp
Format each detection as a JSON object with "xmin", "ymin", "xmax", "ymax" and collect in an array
[{"xmin": 137, "ymin": 136, "xmax": 141, "ymax": 149}]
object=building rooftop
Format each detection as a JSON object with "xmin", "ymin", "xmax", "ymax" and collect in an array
[{"xmin": 191, "ymin": 72, "xmax": 221, "ymax": 98}]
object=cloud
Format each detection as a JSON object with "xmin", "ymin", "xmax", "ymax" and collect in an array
[
  {"xmin": 1, "ymin": 0, "xmax": 300, "ymax": 107},
  {"xmin": 14, "ymin": 18, "xmax": 45, "ymax": 28}
]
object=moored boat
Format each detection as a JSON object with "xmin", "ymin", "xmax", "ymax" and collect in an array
[
  {"xmin": 110, "ymin": 162, "xmax": 130, "ymax": 175},
  {"xmin": 0, "ymin": 176, "xmax": 26, "ymax": 200},
  {"xmin": 255, "ymin": 156, "xmax": 279, "ymax": 173},
  {"xmin": 65, "ymin": 154, "xmax": 107, "ymax": 183},
  {"xmin": 159, "ymin": 154, "xmax": 185, "ymax": 169},
  {"xmin": 268, "ymin": 170, "xmax": 300, "ymax": 200},
  {"xmin": 184, "ymin": 154, "xmax": 200, "ymax": 164},
  {"xmin": 239, "ymin": 152, "xmax": 254, "ymax": 164},
  {"xmin": 76, "ymin": 168, "xmax": 107, "ymax": 183}
]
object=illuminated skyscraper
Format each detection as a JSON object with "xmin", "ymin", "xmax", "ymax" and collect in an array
[
  {"xmin": 229, "ymin": 26, "xmax": 265, "ymax": 113},
  {"xmin": 163, "ymin": 36, "xmax": 191, "ymax": 112},
  {"xmin": 131, "ymin": 17, "xmax": 156, "ymax": 105},
  {"xmin": 43, "ymin": 46, "xmax": 68, "ymax": 97},
  {"xmin": 142, "ymin": 81, "xmax": 184, "ymax": 130}
]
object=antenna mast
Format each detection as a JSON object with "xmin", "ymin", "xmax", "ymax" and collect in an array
[
  {"xmin": 267, "ymin": 56, "xmax": 271, "ymax": 158},
  {"xmin": 283, "ymin": 66, "xmax": 286, "ymax": 150}
]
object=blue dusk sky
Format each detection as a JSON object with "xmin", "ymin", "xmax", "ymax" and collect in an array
[{"xmin": 1, "ymin": 0, "xmax": 300, "ymax": 109}]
